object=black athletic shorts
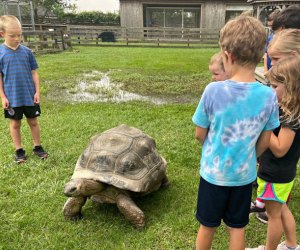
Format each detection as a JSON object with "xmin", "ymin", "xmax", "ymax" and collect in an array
[
  {"xmin": 196, "ymin": 177, "xmax": 252, "ymax": 228},
  {"xmin": 4, "ymin": 105, "xmax": 41, "ymax": 120}
]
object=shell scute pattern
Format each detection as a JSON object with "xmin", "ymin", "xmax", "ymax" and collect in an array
[{"xmin": 72, "ymin": 124, "xmax": 167, "ymax": 193}]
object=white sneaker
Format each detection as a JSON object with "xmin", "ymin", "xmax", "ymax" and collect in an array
[
  {"xmin": 277, "ymin": 242, "xmax": 286, "ymax": 250},
  {"xmin": 277, "ymin": 241, "xmax": 300, "ymax": 250},
  {"xmin": 245, "ymin": 246, "xmax": 265, "ymax": 250}
]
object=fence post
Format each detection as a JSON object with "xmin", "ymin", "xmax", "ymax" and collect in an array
[
  {"xmin": 60, "ymin": 30, "xmax": 66, "ymax": 50},
  {"xmin": 77, "ymin": 33, "xmax": 80, "ymax": 44},
  {"xmin": 157, "ymin": 38, "xmax": 159, "ymax": 47},
  {"xmin": 52, "ymin": 33, "xmax": 57, "ymax": 49}
]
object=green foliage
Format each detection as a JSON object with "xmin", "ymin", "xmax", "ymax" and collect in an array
[
  {"xmin": 32, "ymin": 0, "xmax": 71, "ymax": 17},
  {"xmin": 60, "ymin": 11, "xmax": 120, "ymax": 25}
]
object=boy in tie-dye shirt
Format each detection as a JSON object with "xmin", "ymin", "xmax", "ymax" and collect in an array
[{"xmin": 192, "ymin": 15, "xmax": 279, "ymax": 250}]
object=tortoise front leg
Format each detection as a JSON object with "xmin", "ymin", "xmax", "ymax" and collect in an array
[
  {"xmin": 63, "ymin": 197, "xmax": 87, "ymax": 220},
  {"xmin": 116, "ymin": 194, "xmax": 145, "ymax": 229}
]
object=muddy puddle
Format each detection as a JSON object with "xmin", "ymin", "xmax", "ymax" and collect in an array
[{"xmin": 49, "ymin": 71, "xmax": 169, "ymax": 105}]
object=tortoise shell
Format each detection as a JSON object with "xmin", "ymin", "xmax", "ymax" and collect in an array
[{"xmin": 71, "ymin": 124, "xmax": 167, "ymax": 193}]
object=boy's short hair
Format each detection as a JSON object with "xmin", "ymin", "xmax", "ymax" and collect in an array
[
  {"xmin": 272, "ymin": 5, "xmax": 300, "ymax": 30},
  {"xmin": 209, "ymin": 52, "xmax": 224, "ymax": 72},
  {"xmin": 0, "ymin": 15, "xmax": 21, "ymax": 32},
  {"xmin": 219, "ymin": 15, "xmax": 266, "ymax": 66}
]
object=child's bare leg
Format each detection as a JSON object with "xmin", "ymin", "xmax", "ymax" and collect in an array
[
  {"xmin": 265, "ymin": 200, "xmax": 283, "ymax": 250},
  {"xmin": 9, "ymin": 119, "xmax": 22, "ymax": 149},
  {"xmin": 196, "ymin": 225, "xmax": 216, "ymax": 250},
  {"xmin": 281, "ymin": 204, "xmax": 297, "ymax": 247},
  {"xmin": 27, "ymin": 117, "xmax": 41, "ymax": 146},
  {"xmin": 228, "ymin": 227, "xmax": 245, "ymax": 250}
]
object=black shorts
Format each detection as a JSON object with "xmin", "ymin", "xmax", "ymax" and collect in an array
[
  {"xmin": 4, "ymin": 105, "xmax": 41, "ymax": 120},
  {"xmin": 196, "ymin": 177, "xmax": 252, "ymax": 228}
]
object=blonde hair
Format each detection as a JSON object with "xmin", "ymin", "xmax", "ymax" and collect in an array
[
  {"xmin": 219, "ymin": 15, "xmax": 266, "ymax": 66},
  {"xmin": 268, "ymin": 29, "xmax": 300, "ymax": 55},
  {"xmin": 0, "ymin": 15, "xmax": 21, "ymax": 32},
  {"xmin": 266, "ymin": 56, "xmax": 300, "ymax": 127},
  {"xmin": 209, "ymin": 52, "xmax": 224, "ymax": 72}
]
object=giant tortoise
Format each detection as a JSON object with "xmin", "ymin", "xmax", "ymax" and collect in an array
[{"xmin": 63, "ymin": 124, "xmax": 169, "ymax": 229}]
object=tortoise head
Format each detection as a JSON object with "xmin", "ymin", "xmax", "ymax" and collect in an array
[{"xmin": 64, "ymin": 178, "xmax": 106, "ymax": 197}]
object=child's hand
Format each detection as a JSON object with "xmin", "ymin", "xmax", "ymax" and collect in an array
[
  {"xmin": 1, "ymin": 97, "xmax": 9, "ymax": 109},
  {"xmin": 34, "ymin": 93, "xmax": 40, "ymax": 104}
]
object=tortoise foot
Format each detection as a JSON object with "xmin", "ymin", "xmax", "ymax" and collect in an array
[
  {"xmin": 66, "ymin": 213, "xmax": 83, "ymax": 221},
  {"xmin": 63, "ymin": 197, "xmax": 86, "ymax": 220},
  {"xmin": 116, "ymin": 194, "xmax": 145, "ymax": 229}
]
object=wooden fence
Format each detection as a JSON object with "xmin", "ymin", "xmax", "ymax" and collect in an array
[
  {"xmin": 19, "ymin": 24, "xmax": 272, "ymax": 52},
  {"xmin": 22, "ymin": 30, "xmax": 71, "ymax": 53},
  {"xmin": 68, "ymin": 25, "xmax": 220, "ymax": 48}
]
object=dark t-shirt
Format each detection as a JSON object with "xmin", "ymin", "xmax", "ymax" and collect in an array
[{"xmin": 258, "ymin": 113, "xmax": 300, "ymax": 183}]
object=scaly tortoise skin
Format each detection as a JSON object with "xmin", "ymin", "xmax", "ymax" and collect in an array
[{"xmin": 63, "ymin": 124, "xmax": 169, "ymax": 229}]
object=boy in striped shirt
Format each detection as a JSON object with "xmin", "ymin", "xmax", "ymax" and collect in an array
[{"xmin": 0, "ymin": 15, "xmax": 48, "ymax": 163}]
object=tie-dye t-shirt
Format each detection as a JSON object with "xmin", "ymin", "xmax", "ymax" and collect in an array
[{"xmin": 192, "ymin": 80, "xmax": 279, "ymax": 186}]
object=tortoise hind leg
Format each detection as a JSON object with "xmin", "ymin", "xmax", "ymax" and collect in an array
[
  {"xmin": 63, "ymin": 197, "xmax": 87, "ymax": 220},
  {"xmin": 116, "ymin": 194, "xmax": 145, "ymax": 229}
]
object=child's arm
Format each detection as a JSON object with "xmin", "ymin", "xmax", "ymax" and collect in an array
[
  {"xmin": 0, "ymin": 77, "xmax": 9, "ymax": 108},
  {"xmin": 195, "ymin": 126, "xmax": 208, "ymax": 145},
  {"xmin": 269, "ymin": 127, "xmax": 295, "ymax": 158},
  {"xmin": 32, "ymin": 70, "xmax": 40, "ymax": 104},
  {"xmin": 256, "ymin": 130, "xmax": 272, "ymax": 157}
]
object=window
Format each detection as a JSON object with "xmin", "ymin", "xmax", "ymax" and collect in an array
[
  {"xmin": 145, "ymin": 6, "xmax": 201, "ymax": 28},
  {"xmin": 184, "ymin": 9, "xmax": 200, "ymax": 28},
  {"xmin": 165, "ymin": 8, "xmax": 182, "ymax": 28},
  {"xmin": 146, "ymin": 8, "xmax": 164, "ymax": 27}
]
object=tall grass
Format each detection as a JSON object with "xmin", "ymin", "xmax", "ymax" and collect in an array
[{"xmin": 0, "ymin": 46, "xmax": 299, "ymax": 250}]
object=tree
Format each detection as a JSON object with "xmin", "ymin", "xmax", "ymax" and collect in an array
[{"xmin": 31, "ymin": 0, "xmax": 76, "ymax": 21}]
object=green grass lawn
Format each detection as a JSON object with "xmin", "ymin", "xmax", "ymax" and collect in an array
[{"xmin": 0, "ymin": 46, "xmax": 299, "ymax": 250}]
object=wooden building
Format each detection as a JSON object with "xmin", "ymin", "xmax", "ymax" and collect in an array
[{"xmin": 119, "ymin": 0, "xmax": 253, "ymax": 29}]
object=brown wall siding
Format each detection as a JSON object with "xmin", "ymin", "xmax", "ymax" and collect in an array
[
  {"xmin": 202, "ymin": 2, "xmax": 225, "ymax": 29},
  {"xmin": 120, "ymin": 0, "xmax": 249, "ymax": 29},
  {"xmin": 120, "ymin": 0, "xmax": 143, "ymax": 28}
]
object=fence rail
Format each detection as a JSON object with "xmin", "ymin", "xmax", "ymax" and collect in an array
[
  {"xmin": 22, "ymin": 30, "xmax": 71, "ymax": 53},
  {"xmin": 18, "ymin": 24, "xmax": 272, "ymax": 52},
  {"xmin": 68, "ymin": 25, "xmax": 220, "ymax": 48}
]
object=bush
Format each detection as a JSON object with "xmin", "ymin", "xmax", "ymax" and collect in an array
[{"xmin": 60, "ymin": 11, "xmax": 120, "ymax": 26}]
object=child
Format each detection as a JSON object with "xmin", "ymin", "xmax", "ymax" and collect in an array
[
  {"xmin": 263, "ymin": 10, "xmax": 280, "ymax": 74},
  {"xmin": 246, "ymin": 56, "xmax": 300, "ymax": 250},
  {"xmin": 268, "ymin": 29, "xmax": 300, "ymax": 65},
  {"xmin": 0, "ymin": 15, "xmax": 48, "ymax": 163},
  {"xmin": 250, "ymin": 29, "xmax": 300, "ymax": 220},
  {"xmin": 208, "ymin": 52, "xmax": 228, "ymax": 81},
  {"xmin": 272, "ymin": 5, "xmax": 300, "ymax": 31},
  {"xmin": 263, "ymin": 6, "xmax": 300, "ymax": 75},
  {"xmin": 192, "ymin": 15, "xmax": 279, "ymax": 250},
  {"xmin": 247, "ymin": 30, "xmax": 300, "ymax": 250}
]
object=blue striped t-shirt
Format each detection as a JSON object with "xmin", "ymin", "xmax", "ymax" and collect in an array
[{"xmin": 0, "ymin": 44, "xmax": 38, "ymax": 107}]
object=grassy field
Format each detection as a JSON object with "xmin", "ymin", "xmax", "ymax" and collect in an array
[{"xmin": 0, "ymin": 46, "xmax": 299, "ymax": 250}]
